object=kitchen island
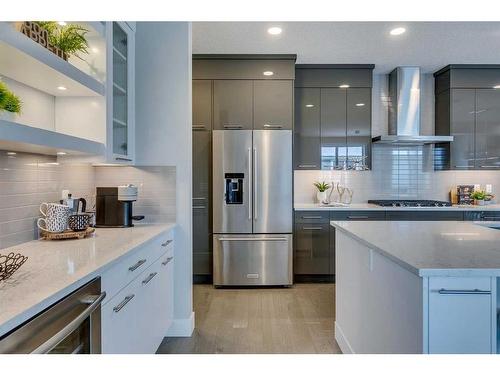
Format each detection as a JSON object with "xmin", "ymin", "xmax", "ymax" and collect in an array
[{"xmin": 331, "ymin": 220, "xmax": 500, "ymax": 354}]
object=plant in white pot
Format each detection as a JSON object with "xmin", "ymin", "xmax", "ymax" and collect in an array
[
  {"xmin": 313, "ymin": 181, "xmax": 331, "ymax": 204},
  {"xmin": 471, "ymin": 190, "xmax": 488, "ymax": 206}
]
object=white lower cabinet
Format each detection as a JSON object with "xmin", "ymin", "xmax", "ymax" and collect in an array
[
  {"xmin": 427, "ymin": 277, "xmax": 495, "ymax": 354},
  {"xmin": 101, "ymin": 233, "xmax": 174, "ymax": 354}
]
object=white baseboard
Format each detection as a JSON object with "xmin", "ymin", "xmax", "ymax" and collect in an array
[
  {"xmin": 166, "ymin": 312, "xmax": 195, "ymax": 337},
  {"xmin": 335, "ymin": 321, "xmax": 355, "ymax": 354}
]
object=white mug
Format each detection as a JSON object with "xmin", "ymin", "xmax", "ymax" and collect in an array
[
  {"xmin": 37, "ymin": 217, "xmax": 67, "ymax": 233},
  {"xmin": 38, "ymin": 203, "xmax": 70, "ymax": 233}
]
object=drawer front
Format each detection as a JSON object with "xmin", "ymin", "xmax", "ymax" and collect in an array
[
  {"xmin": 330, "ymin": 211, "xmax": 386, "ymax": 221},
  {"xmin": 386, "ymin": 211, "xmax": 464, "ymax": 221},
  {"xmin": 294, "ymin": 211, "xmax": 330, "ymax": 224},
  {"xmin": 102, "ymin": 229, "xmax": 174, "ymax": 303},
  {"xmin": 428, "ymin": 277, "xmax": 493, "ymax": 354},
  {"xmin": 464, "ymin": 211, "xmax": 500, "ymax": 221}
]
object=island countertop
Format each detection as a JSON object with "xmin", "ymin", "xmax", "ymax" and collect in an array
[
  {"xmin": 331, "ymin": 220, "xmax": 500, "ymax": 277},
  {"xmin": 0, "ymin": 223, "xmax": 175, "ymax": 337}
]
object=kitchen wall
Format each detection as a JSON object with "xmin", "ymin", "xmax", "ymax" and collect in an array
[
  {"xmin": 295, "ymin": 144, "xmax": 500, "ymax": 204},
  {"xmin": 0, "ymin": 150, "xmax": 176, "ymax": 250}
]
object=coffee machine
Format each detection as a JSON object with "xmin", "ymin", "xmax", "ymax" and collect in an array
[{"xmin": 95, "ymin": 185, "xmax": 144, "ymax": 227}]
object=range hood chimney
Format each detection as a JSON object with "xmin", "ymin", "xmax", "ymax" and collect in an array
[{"xmin": 372, "ymin": 66, "xmax": 453, "ymax": 145}]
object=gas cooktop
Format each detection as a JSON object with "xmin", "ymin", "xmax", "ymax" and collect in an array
[{"xmin": 367, "ymin": 199, "xmax": 452, "ymax": 208}]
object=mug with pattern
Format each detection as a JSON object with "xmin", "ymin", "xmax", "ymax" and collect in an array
[{"xmin": 38, "ymin": 202, "xmax": 70, "ymax": 233}]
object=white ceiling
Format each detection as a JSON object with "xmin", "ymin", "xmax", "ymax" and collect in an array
[{"xmin": 192, "ymin": 22, "xmax": 500, "ymax": 73}]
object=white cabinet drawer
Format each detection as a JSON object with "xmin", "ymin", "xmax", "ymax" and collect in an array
[
  {"xmin": 101, "ymin": 230, "xmax": 173, "ymax": 303},
  {"xmin": 428, "ymin": 277, "xmax": 494, "ymax": 354}
]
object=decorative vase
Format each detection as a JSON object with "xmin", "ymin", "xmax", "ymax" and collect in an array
[
  {"xmin": 316, "ymin": 191, "xmax": 327, "ymax": 204},
  {"xmin": 475, "ymin": 199, "xmax": 485, "ymax": 206}
]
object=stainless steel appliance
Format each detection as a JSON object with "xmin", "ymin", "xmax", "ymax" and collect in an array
[
  {"xmin": 0, "ymin": 278, "xmax": 105, "ymax": 354},
  {"xmin": 212, "ymin": 129, "xmax": 293, "ymax": 286},
  {"xmin": 368, "ymin": 199, "xmax": 452, "ymax": 207},
  {"xmin": 371, "ymin": 66, "xmax": 454, "ymax": 145},
  {"xmin": 95, "ymin": 185, "xmax": 144, "ymax": 228}
]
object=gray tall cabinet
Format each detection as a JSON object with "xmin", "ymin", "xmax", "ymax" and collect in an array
[
  {"xmin": 192, "ymin": 55, "xmax": 296, "ymax": 283},
  {"xmin": 434, "ymin": 65, "xmax": 500, "ymax": 170},
  {"xmin": 294, "ymin": 65, "xmax": 374, "ymax": 171}
]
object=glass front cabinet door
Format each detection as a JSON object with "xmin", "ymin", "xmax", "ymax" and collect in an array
[{"xmin": 107, "ymin": 22, "xmax": 135, "ymax": 163}]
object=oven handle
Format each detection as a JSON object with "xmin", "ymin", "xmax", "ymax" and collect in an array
[
  {"xmin": 217, "ymin": 237, "xmax": 288, "ymax": 242},
  {"xmin": 30, "ymin": 292, "xmax": 106, "ymax": 354}
]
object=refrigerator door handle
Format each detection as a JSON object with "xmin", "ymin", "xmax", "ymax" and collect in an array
[
  {"xmin": 248, "ymin": 147, "xmax": 252, "ymax": 221},
  {"xmin": 217, "ymin": 237, "xmax": 288, "ymax": 242},
  {"xmin": 253, "ymin": 147, "xmax": 258, "ymax": 221}
]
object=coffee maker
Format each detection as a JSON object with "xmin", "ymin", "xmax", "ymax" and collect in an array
[{"xmin": 95, "ymin": 185, "xmax": 144, "ymax": 227}]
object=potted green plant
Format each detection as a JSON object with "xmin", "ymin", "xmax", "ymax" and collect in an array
[
  {"xmin": 313, "ymin": 181, "xmax": 331, "ymax": 204},
  {"xmin": 35, "ymin": 22, "xmax": 89, "ymax": 60},
  {"xmin": 0, "ymin": 80, "xmax": 22, "ymax": 119},
  {"xmin": 471, "ymin": 190, "xmax": 487, "ymax": 206}
]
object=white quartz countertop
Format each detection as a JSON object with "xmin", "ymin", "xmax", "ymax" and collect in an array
[
  {"xmin": 331, "ymin": 220, "xmax": 500, "ymax": 277},
  {"xmin": 295, "ymin": 203, "xmax": 500, "ymax": 211},
  {"xmin": 0, "ymin": 223, "xmax": 175, "ymax": 337}
]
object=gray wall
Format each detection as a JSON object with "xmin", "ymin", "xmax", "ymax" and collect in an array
[{"xmin": 135, "ymin": 22, "xmax": 193, "ymax": 336}]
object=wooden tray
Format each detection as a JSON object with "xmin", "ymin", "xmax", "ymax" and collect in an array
[{"xmin": 41, "ymin": 227, "xmax": 95, "ymax": 240}]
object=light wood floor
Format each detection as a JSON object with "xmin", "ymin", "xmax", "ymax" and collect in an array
[{"xmin": 157, "ymin": 283, "xmax": 341, "ymax": 354}]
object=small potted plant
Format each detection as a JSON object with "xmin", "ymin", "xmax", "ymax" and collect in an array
[
  {"xmin": 471, "ymin": 190, "xmax": 487, "ymax": 206},
  {"xmin": 0, "ymin": 80, "xmax": 22, "ymax": 120},
  {"xmin": 34, "ymin": 22, "xmax": 89, "ymax": 60},
  {"xmin": 313, "ymin": 181, "xmax": 331, "ymax": 204}
]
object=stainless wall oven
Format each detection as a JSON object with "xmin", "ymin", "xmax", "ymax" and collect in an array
[{"xmin": 0, "ymin": 278, "xmax": 105, "ymax": 354}]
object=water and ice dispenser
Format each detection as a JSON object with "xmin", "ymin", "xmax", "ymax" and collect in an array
[{"xmin": 224, "ymin": 173, "xmax": 244, "ymax": 204}]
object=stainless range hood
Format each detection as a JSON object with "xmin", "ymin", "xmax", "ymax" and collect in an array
[{"xmin": 372, "ymin": 66, "xmax": 453, "ymax": 145}]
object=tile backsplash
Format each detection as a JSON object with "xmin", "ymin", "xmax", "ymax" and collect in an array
[
  {"xmin": 295, "ymin": 144, "xmax": 500, "ymax": 204},
  {"xmin": 0, "ymin": 150, "xmax": 176, "ymax": 250}
]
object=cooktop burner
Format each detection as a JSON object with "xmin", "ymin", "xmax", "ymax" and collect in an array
[{"xmin": 367, "ymin": 199, "xmax": 452, "ymax": 207}]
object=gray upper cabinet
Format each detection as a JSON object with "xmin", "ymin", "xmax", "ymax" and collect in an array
[
  {"xmin": 475, "ymin": 89, "xmax": 500, "ymax": 169},
  {"xmin": 294, "ymin": 65, "xmax": 374, "ymax": 171},
  {"xmin": 434, "ymin": 65, "xmax": 500, "ymax": 170},
  {"xmin": 294, "ymin": 88, "xmax": 321, "ymax": 170},
  {"xmin": 320, "ymin": 88, "xmax": 346, "ymax": 169},
  {"xmin": 192, "ymin": 80, "xmax": 212, "ymax": 130},
  {"xmin": 213, "ymin": 80, "xmax": 253, "ymax": 130},
  {"xmin": 347, "ymin": 88, "xmax": 372, "ymax": 170},
  {"xmin": 253, "ymin": 80, "xmax": 293, "ymax": 130}
]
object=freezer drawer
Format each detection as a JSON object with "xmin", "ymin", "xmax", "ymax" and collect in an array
[{"xmin": 213, "ymin": 234, "xmax": 293, "ymax": 286}]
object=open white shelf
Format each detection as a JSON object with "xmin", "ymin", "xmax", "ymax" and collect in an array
[
  {"xmin": 0, "ymin": 119, "xmax": 105, "ymax": 156},
  {"xmin": 0, "ymin": 22, "xmax": 105, "ymax": 97}
]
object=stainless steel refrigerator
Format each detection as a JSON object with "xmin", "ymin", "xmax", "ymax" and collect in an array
[{"xmin": 212, "ymin": 129, "xmax": 293, "ymax": 286}]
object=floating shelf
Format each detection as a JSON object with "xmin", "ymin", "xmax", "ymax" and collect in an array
[
  {"xmin": 0, "ymin": 119, "xmax": 105, "ymax": 156},
  {"xmin": 0, "ymin": 22, "xmax": 105, "ymax": 97}
]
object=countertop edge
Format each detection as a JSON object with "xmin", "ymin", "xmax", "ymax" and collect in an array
[
  {"xmin": 296, "ymin": 204, "xmax": 500, "ymax": 211},
  {"xmin": 0, "ymin": 223, "xmax": 176, "ymax": 337}
]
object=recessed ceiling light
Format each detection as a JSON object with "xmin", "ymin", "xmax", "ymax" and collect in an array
[
  {"xmin": 57, "ymin": 86, "xmax": 67, "ymax": 91},
  {"xmin": 91, "ymin": 47, "xmax": 99, "ymax": 53},
  {"xmin": 339, "ymin": 84, "xmax": 350, "ymax": 88},
  {"xmin": 58, "ymin": 21, "xmax": 67, "ymax": 26},
  {"xmin": 494, "ymin": 85, "xmax": 500, "ymax": 89},
  {"xmin": 390, "ymin": 27, "xmax": 406, "ymax": 36},
  {"xmin": 267, "ymin": 27, "xmax": 282, "ymax": 35},
  {"xmin": 305, "ymin": 104, "xmax": 315, "ymax": 108},
  {"xmin": 263, "ymin": 71, "xmax": 274, "ymax": 76},
  {"xmin": 56, "ymin": 152, "xmax": 67, "ymax": 155},
  {"xmin": 6, "ymin": 152, "xmax": 16, "ymax": 155},
  {"xmin": 356, "ymin": 103, "xmax": 365, "ymax": 107}
]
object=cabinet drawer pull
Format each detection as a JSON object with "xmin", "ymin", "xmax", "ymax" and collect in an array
[
  {"xmin": 192, "ymin": 124, "xmax": 206, "ymax": 129},
  {"xmin": 298, "ymin": 164, "xmax": 317, "ymax": 168},
  {"xmin": 437, "ymin": 289, "xmax": 491, "ymax": 295},
  {"xmin": 193, "ymin": 206, "xmax": 206, "ymax": 209},
  {"xmin": 113, "ymin": 294, "xmax": 135, "ymax": 313},
  {"xmin": 115, "ymin": 157, "xmax": 133, "ymax": 162},
  {"xmin": 223, "ymin": 125, "xmax": 243, "ymax": 129},
  {"xmin": 264, "ymin": 124, "xmax": 283, "ymax": 129},
  {"xmin": 481, "ymin": 216, "xmax": 500, "ymax": 221},
  {"xmin": 162, "ymin": 256, "xmax": 174, "ymax": 266},
  {"xmin": 142, "ymin": 272, "xmax": 158, "ymax": 285},
  {"xmin": 128, "ymin": 259, "xmax": 146, "ymax": 271},
  {"xmin": 453, "ymin": 165, "xmax": 473, "ymax": 169},
  {"xmin": 301, "ymin": 216, "xmax": 323, "ymax": 219},
  {"xmin": 161, "ymin": 239, "xmax": 173, "ymax": 247},
  {"xmin": 481, "ymin": 166, "xmax": 500, "ymax": 168},
  {"xmin": 347, "ymin": 216, "xmax": 369, "ymax": 219},
  {"xmin": 302, "ymin": 227, "xmax": 323, "ymax": 230}
]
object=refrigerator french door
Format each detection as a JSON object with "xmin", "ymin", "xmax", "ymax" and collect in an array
[{"xmin": 212, "ymin": 130, "xmax": 293, "ymax": 286}]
